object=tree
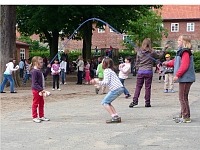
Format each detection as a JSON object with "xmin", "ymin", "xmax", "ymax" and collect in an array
[
  {"xmin": 16, "ymin": 5, "xmax": 162, "ymax": 61},
  {"xmin": 0, "ymin": 6, "xmax": 16, "ymax": 82},
  {"xmin": 124, "ymin": 9, "xmax": 168, "ymax": 50}
]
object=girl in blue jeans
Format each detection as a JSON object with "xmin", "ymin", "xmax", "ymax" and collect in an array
[
  {"xmin": 90, "ymin": 57, "xmax": 124, "ymax": 123},
  {"xmin": 0, "ymin": 58, "xmax": 19, "ymax": 93}
]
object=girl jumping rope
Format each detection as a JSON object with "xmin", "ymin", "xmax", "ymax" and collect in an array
[{"xmin": 90, "ymin": 57, "xmax": 124, "ymax": 123}]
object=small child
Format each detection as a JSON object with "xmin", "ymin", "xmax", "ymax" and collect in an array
[
  {"xmin": 60, "ymin": 57, "xmax": 67, "ymax": 85},
  {"xmin": 157, "ymin": 63, "xmax": 165, "ymax": 83},
  {"xmin": 23, "ymin": 59, "xmax": 31, "ymax": 85},
  {"xmin": 51, "ymin": 58, "xmax": 61, "ymax": 90},
  {"xmin": 29, "ymin": 56, "xmax": 51, "ymax": 123},
  {"xmin": 163, "ymin": 54, "xmax": 174, "ymax": 93},
  {"xmin": 84, "ymin": 59, "xmax": 91, "ymax": 84},
  {"xmin": 118, "ymin": 56, "xmax": 132, "ymax": 98},
  {"xmin": 90, "ymin": 57, "xmax": 124, "ymax": 123}
]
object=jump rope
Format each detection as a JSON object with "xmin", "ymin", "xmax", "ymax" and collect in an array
[{"xmin": 50, "ymin": 17, "xmax": 167, "ymax": 64}]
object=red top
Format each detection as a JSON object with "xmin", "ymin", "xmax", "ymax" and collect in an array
[{"xmin": 167, "ymin": 51, "xmax": 190, "ymax": 78}]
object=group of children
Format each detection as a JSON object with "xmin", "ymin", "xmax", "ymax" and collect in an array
[{"xmin": 0, "ymin": 35, "xmax": 195, "ymax": 124}]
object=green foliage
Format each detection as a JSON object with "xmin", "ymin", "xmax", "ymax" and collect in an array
[
  {"xmin": 18, "ymin": 36, "xmax": 49, "ymax": 51},
  {"xmin": 193, "ymin": 51, "xmax": 200, "ymax": 72},
  {"xmin": 124, "ymin": 9, "xmax": 168, "ymax": 50}
]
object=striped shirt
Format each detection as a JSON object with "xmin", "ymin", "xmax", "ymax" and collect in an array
[{"xmin": 99, "ymin": 68, "xmax": 123, "ymax": 91}]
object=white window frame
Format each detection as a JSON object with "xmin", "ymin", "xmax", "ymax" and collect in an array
[
  {"xmin": 20, "ymin": 48, "xmax": 25, "ymax": 60},
  {"xmin": 187, "ymin": 23, "xmax": 195, "ymax": 32},
  {"xmin": 98, "ymin": 25, "xmax": 105, "ymax": 33},
  {"xmin": 110, "ymin": 28, "xmax": 114, "ymax": 32},
  {"xmin": 171, "ymin": 23, "xmax": 179, "ymax": 32}
]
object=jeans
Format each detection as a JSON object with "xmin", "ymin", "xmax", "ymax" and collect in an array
[
  {"xmin": 20, "ymin": 68, "xmax": 24, "ymax": 78},
  {"xmin": 23, "ymin": 73, "xmax": 31, "ymax": 84},
  {"xmin": 119, "ymin": 78, "xmax": 130, "ymax": 95},
  {"xmin": 101, "ymin": 87, "xmax": 124, "ymax": 105},
  {"xmin": 133, "ymin": 73, "xmax": 153, "ymax": 105},
  {"xmin": 60, "ymin": 70, "xmax": 66, "ymax": 84},
  {"xmin": 0, "ymin": 74, "xmax": 15, "ymax": 92}
]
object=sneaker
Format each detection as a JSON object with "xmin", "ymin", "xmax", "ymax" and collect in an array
[
  {"xmin": 64, "ymin": 82, "xmax": 67, "ymax": 85},
  {"xmin": 171, "ymin": 89, "xmax": 175, "ymax": 93},
  {"xmin": 175, "ymin": 117, "xmax": 191, "ymax": 123},
  {"xmin": 129, "ymin": 101, "xmax": 138, "ymax": 108},
  {"xmin": 145, "ymin": 104, "xmax": 151, "ymax": 107},
  {"xmin": 173, "ymin": 115, "xmax": 182, "ymax": 121},
  {"xmin": 164, "ymin": 89, "xmax": 168, "ymax": 93},
  {"xmin": 85, "ymin": 82, "xmax": 88, "ymax": 85},
  {"xmin": 125, "ymin": 94, "xmax": 131, "ymax": 98},
  {"xmin": 106, "ymin": 116, "xmax": 121, "ymax": 124},
  {"xmin": 95, "ymin": 88, "xmax": 99, "ymax": 94},
  {"xmin": 57, "ymin": 88, "xmax": 61, "ymax": 91},
  {"xmin": 60, "ymin": 82, "xmax": 62, "ymax": 85},
  {"xmin": 33, "ymin": 118, "xmax": 41, "ymax": 123},
  {"xmin": 39, "ymin": 117, "xmax": 50, "ymax": 121},
  {"xmin": 52, "ymin": 88, "xmax": 55, "ymax": 91}
]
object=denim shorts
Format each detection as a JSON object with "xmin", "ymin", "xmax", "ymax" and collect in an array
[{"xmin": 101, "ymin": 87, "xmax": 124, "ymax": 105}]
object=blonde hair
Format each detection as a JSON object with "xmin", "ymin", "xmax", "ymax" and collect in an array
[
  {"xmin": 178, "ymin": 35, "xmax": 192, "ymax": 50},
  {"xmin": 29, "ymin": 56, "xmax": 43, "ymax": 72},
  {"xmin": 141, "ymin": 38, "xmax": 153, "ymax": 52}
]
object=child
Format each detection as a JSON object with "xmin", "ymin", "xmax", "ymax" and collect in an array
[
  {"xmin": 157, "ymin": 62, "xmax": 165, "ymax": 83},
  {"xmin": 76, "ymin": 55, "xmax": 84, "ymax": 85},
  {"xmin": 29, "ymin": 56, "xmax": 51, "ymax": 123},
  {"xmin": 95, "ymin": 57, "xmax": 106, "ymax": 94},
  {"xmin": 23, "ymin": 59, "xmax": 31, "ymax": 85},
  {"xmin": 163, "ymin": 34, "xmax": 196, "ymax": 123},
  {"xmin": 51, "ymin": 58, "xmax": 61, "ymax": 90},
  {"xmin": 0, "ymin": 58, "xmax": 19, "ymax": 93},
  {"xmin": 129, "ymin": 38, "xmax": 168, "ymax": 108},
  {"xmin": 163, "ymin": 54, "xmax": 174, "ymax": 93},
  {"xmin": 118, "ymin": 56, "xmax": 132, "ymax": 98},
  {"xmin": 90, "ymin": 57, "xmax": 124, "ymax": 123},
  {"xmin": 60, "ymin": 57, "xmax": 67, "ymax": 85},
  {"xmin": 84, "ymin": 59, "xmax": 91, "ymax": 84}
]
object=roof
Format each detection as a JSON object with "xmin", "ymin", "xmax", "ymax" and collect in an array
[
  {"xmin": 16, "ymin": 40, "xmax": 31, "ymax": 46},
  {"xmin": 159, "ymin": 5, "xmax": 200, "ymax": 20}
]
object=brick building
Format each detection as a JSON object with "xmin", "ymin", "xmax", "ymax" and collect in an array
[{"xmin": 160, "ymin": 5, "xmax": 200, "ymax": 51}]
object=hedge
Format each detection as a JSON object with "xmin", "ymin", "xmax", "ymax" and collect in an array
[{"xmin": 29, "ymin": 50, "xmax": 200, "ymax": 72}]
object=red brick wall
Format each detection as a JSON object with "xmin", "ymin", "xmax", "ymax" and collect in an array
[{"xmin": 162, "ymin": 20, "xmax": 200, "ymax": 50}]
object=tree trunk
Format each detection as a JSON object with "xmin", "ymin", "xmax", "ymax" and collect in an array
[
  {"xmin": 82, "ymin": 21, "xmax": 92, "ymax": 61},
  {"xmin": 0, "ymin": 5, "xmax": 16, "ymax": 82}
]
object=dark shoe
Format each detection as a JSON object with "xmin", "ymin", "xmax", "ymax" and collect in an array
[
  {"xmin": 125, "ymin": 94, "xmax": 131, "ymax": 98},
  {"xmin": 129, "ymin": 101, "xmax": 138, "ymax": 108},
  {"xmin": 145, "ymin": 104, "xmax": 151, "ymax": 107},
  {"xmin": 95, "ymin": 88, "xmax": 99, "ymax": 94},
  {"xmin": 10, "ymin": 91, "xmax": 17, "ymax": 93},
  {"xmin": 106, "ymin": 116, "xmax": 121, "ymax": 124},
  {"xmin": 1, "ymin": 91, "xmax": 6, "ymax": 93}
]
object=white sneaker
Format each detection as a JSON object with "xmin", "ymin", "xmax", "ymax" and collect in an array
[
  {"xmin": 60, "ymin": 82, "xmax": 62, "ymax": 85},
  {"xmin": 57, "ymin": 88, "xmax": 61, "ymax": 91},
  {"xmin": 64, "ymin": 82, "xmax": 67, "ymax": 85},
  {"xmin": 39, "ymin": 117, "xmax": 50, "ymax": 121},
  {"xmin": 33, "ymin": 118, "xmax": 41, "ymax": 123},
  {"xmin": 52, "ymin": 88, "xmax": 55, "ymax": 91}
]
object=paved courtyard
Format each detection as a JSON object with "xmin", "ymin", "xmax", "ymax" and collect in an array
[{"xmin": 1, "ymin": 72, "xmax": 200, "ymax": 150}]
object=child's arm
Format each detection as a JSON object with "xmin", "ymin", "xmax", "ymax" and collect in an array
[{"xmin": 43, "ymin": 64, "xmax": 51, "ymax": 77}]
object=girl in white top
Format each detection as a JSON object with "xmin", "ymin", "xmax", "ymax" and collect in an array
[
  {"xmin": 90, "ymin": 57, "xmax": 124, "ymax": 124},
  {"xmin": 118, "ymin": 56, "xmax": 132, "ymax": 98},
  {"xmin": 0, "ymin": 58, "xmax": 19, "ymax": 93}
]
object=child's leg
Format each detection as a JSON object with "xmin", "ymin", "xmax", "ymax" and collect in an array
[
  {"xmin": 38, "ymin": 96, "xmax": 44, "ymax": 118},
  {"xmin": 53, "ymin": 75, "xmax": 56, "ymax": 88},
  {"xmin": 56, "ymin": 75, "xmax": 59, "ymax": 89},
  {"xmin": 32, "ymin": 90, "xmax": 40, "ymax": 118}
]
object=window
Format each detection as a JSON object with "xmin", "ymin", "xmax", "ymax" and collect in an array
[
  {"xmin": 171, "ymin": 23, "xmax": 179, "ymax": 32},
  {"xmin": 98, "ymin": 25, "xmax": 105, "ymax": 33},
  {"xmin": 187, "ymin": 23, "xmax": 195, "ymax": 32},
  {"xmin": 20, "ymin": 48, "xmax": 25, "ymax": 60},
  {"xmin": 110, "ymin": 28, "xmax": 114, "ymax": 32}
]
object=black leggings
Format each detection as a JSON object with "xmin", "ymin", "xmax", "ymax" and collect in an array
[{"xmin": 53, "ymin": 75, "xmax": 59, "ymax": 89}]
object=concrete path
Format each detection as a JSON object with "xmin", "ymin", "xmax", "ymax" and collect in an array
[{"xmin": 1, "ymin": 72, "xmax": 200, "ymax": 150}]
